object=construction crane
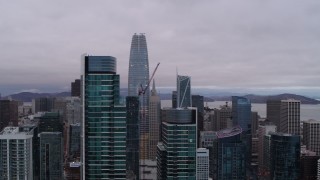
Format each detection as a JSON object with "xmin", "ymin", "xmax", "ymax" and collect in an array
[
  {"xmin": 138, "ymin": 62, "xmax": 160, "ymax": 180},
  {"xmin": 139, "ymin": 62, "xmax": 160, "ymax": 95}
]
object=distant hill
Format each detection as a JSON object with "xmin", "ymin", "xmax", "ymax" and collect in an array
[
  {"xmin": 3, "ymin": 92, "xmax": 71, "ymax": 102},
  {"xmin": 211, "ymin": 93, "xmax": 320, "ymax": 104},
  {"xmin": 3, "ymin": 91, "xmax": 319, "ymax": 104}
]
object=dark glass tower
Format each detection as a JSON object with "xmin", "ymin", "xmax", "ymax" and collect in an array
[
  {"xmin": 213, "ymin": 126, "xmax": 246, "ymax": 180},
  {"xmin": 270, "ymin": 133, "xmax": 300, "ymax": 180},
  {"xmin": 232, "ymin": 96, "xmax": 251, "ymax": 132},
  {"xmin": 157, "ymin": 108, "xmax": 197, "ymax": 179},
  {"xmin": 126, "ymin": 96, "xmax": 140, "ymax": 179},
  {"xmin": 39, "ymin": 132, "xmax": 63, "ymax": 179},
  {"xmin": 81, "ymin": 55, "xmax": 127, "ymax": 179},
  {"xmin": 128, "ymin": 33, "xmax": 150, "ymax": 159}
]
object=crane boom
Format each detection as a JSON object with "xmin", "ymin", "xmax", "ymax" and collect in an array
[{"xmin": 139, "ymin": 62, "xmax": 160, "ymax": 95}]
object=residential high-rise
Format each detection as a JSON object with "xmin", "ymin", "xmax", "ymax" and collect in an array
[
  {"xmin": 128, "ymin": 33, "xmax": 150, "ymax": 160},
  {"xmin": 157, "ymin": 108, "xmax": 197, "ymax": 179},
  {"xmin": 232, "ymin": 96, "xmax": 251, "ymax": 132},
  {"xmin": 197, "ymin": 148, "xmax": 209, "ymax": 180},
  {"xmin": 270, "ymin": 133, "xmax": 300, "ymax": 180},
  {"xmin": 149, "ymin": 80, "xmax": 161, "ymax": 160},
  {"xmin": 213, "ymin": 126, "xmax": 246, "ymax": 179},
  {"xmin": 39, "ymin": 132, "xmax": 63, "ymax": 179},
  {"xmin": 81, "ymin": 55, "xmax": 127, "ymax": 179},
  {"xmin": 0, "ymin": 127, "xmax": 34, "ymax": 179},
  {"xmin": 279, "ymin": 99, "xmax": 300, "ymax": 135},
  {"xmin": 303, "ymin": 119, "xmax": 320, "ymax": 155},
  {"xmin": 177, "ymin": 75, "xmax": 191, "ymax": 108},
  {"xmin": 126, "ymin": 96, "xmax": 140, "ymax": 180},
  {"xmin": 71, "ymin": 79, "xmax": 81, "ymax": 97}
]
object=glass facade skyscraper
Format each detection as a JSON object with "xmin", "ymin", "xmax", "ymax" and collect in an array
[
  {"xmin": 270, "ymin": 133, "xmax": 300, "ymax": 180},
  {"xmin": 126, "ymin": 96, "xmax": 140, "ymax": 180},
  {"xmin": 81, "ymin": 55, "xmax": 127, "ymax": 179},
  {"xmin": 213, "ymin": 126, "xmax": 246, "ymax": 180},
  {"xmin": 128, "ymin": 33, "xmax": 150, "ymax": 160},
  {"xmin": 177, "ymin": 75, "xmax": 191, "ymax": 108},
  {"xmin": 232, "ymin": 96, "xmax": 251, "ymax": 132},
  {"xmin": 157, "ymin": 108, "xmax": 197, "ymax": 179},
  {"xmin": 39, "ymin": 132, "xmax": 63, "ymax": 180}
]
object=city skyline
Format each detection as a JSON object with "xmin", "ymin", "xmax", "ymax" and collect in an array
[{"xmin": 1, "ymin": 0, "xmax": 320, "ymax": 96}]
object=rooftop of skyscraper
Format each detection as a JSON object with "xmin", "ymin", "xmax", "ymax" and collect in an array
[{"xmin": 217, "ymin": 126, "xmax": 242, "ymax": 138}]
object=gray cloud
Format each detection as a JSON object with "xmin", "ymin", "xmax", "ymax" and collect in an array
[{"xmin": 0, "ymin": 0, "xmax": 320, "ymax": 96}]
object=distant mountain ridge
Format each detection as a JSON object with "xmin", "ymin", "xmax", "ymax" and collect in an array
[
  {"xmin": 2, "ymin": 92, "xmax": 71, "ymax": 102},
  {"xmin": 211, "ymin": 93, "xmax": 320, "ymax": 104},
  {"xmin": 2, "ymin": 91, "xmax": 319, "ymax": 104}
]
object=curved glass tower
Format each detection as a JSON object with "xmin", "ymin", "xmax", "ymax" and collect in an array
[
  {"xmin": 128, "ymin": 33, "xmax": 150, "ymax": 159},
  {"xmin": 128, "ymin": 33, "xmax": 150, "ymax": 97}
]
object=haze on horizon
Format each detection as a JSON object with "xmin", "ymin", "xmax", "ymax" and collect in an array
[{"xmin": 1, "ymin": 0, "xmax": 320, "ymax": 97}]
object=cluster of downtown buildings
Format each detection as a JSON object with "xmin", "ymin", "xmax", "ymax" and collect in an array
[{"xmin": 0, "ymin": 33, "xmax": 320, "ymax": 180}]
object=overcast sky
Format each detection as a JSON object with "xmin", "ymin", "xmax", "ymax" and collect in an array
[{"xmin": 1, "ymin": 0, "xmax": 320, "ymax": 96}]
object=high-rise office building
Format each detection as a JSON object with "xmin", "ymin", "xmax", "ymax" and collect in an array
[
  {"xmin": 157, "ymin": 108, "xmax": 197, "ymax": 179},
  {"xmin": 69, "ymin": 123, "xmax": 80, "ymax": 159},
  {"xmin": 81, "ymin": 55, "xmax": 127, "ymax": 179},
  {"xmin": 0, "ymin": 100, "xmax": 18, "ymax": 131},
  {"xmin": 266, "ymin": 100, "xmax": 282, "ymax": 128},
  {"xmin": 177, "ymin": 75, "xmax": 191, "ymax": 108},
  {"xmin": 192, "ymin": 95, "xmax": 204, "ymax": 115},
  {"xmin": 212, "ymin": 103, "xmax": 232, "ymax": 131},
  {"xmin": 128, "ymin": 33, "xmax": 150, "ymax": 160},
  {"xmin": 197, "ymin": 148, "xmax": 209, "ymax": 180},
  {"xmin": 303, "ymin": 119, "xmax": 320, "ymax": 155},
  {"xmin": 126, "ymin": 96, "xmax": 140, "ymax": 180},
  {"xmin": 232, "ymin": 96, "xmax": 252, "ymax": 173},
  {"xmin": 32, "ymin": 97, "xmax": 55, "ymax": 114},
  {"xmin": 251, "ymin": 111, "xmax": 259, "ymax": 135},
  {"xmin": 267, "ymin": 99, "xmax": 301, "ymax": 135},
  {"xmin": 300, "ymin": 149, "xmax": 319, "ymax": 180},
  {"xmin": 232, "ymin": 96, "xmax": 251, "ymax": 132},
  {"xmin": 71, "ymin": 79, "xmax": 81, "ymax": 97},
  {"xmin": 270, "ymin": 133, "xmax": 300, "ymax": 180},
  {"xmin": 192, "ymin": 95, "xmax": 204, "ymax": 147},
  {"xmin": 257, "ymin": 124, "xmax": 276, "ymax": 175},
  {"xmin": 172, "ymin": 91, "xmax": 177, "ymax": 108},
  {"xmin": 149, "ymin": 80, "xmax": 161, "ymax": 160},
  {"xmin": 38, "ymin": 112, "xmax": 63, "ymax": 133},
  {"xmin": 39, "ymin": 132, "xmax": 63, "ymax": 179},
  {"xmin": 318, "ymin": 159, "xmax": 320, "ymax": 180},
  {"xmin": 279, "ymin": 99, "xmax": 300, "ymax": 135},
  {"xmin": 0, "ymin": 127, "xmax": 34, "ymax": 179},
  {"xmin": 199, "ymin": 131, "xmax": 217, "ymax": 178},
  {"xmin": 213, "ymin": 126, "xmax": 246, "ymax": 179}
]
